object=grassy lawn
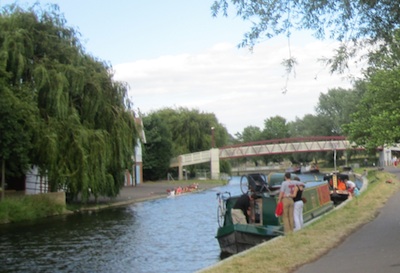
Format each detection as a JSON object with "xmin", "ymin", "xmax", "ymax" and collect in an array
[
  {"xmin": 201, "ymin": 168, "xmax": 400, "ymax": 273},
  {"xmin": 0, "ymin": 194, "xmax": 65, "ymax": 224}
]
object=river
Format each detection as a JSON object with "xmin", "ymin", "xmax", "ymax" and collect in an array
[{"xmin": 0, "ymin": 174, "xmax": 354, "ymax": 273}]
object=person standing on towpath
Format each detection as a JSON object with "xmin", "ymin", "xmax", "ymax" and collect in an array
[{"xmin": 278, "ymin": 172, "xmax": 297, "ymax": 234}]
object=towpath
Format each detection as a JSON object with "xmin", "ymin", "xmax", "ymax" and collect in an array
[
  {"xmin": 294, "ymin": 166, "xmax": 400, "ymax": 273},
  {"xmin": 81, "ymin": 180, "xmax": 224, "ymax": 209}
]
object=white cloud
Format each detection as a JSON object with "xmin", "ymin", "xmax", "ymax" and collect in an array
[{"xmin": 114, "ymin": 39, "xmax": 361, "ymax": 135}]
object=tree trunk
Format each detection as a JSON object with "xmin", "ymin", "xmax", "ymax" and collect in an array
[{"xmin": 1, "ymin": 158, "xmax": 5, "ymax": 201}]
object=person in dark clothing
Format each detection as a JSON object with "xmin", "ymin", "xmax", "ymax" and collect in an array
[
  {"xmin": 231, "ymin": 193, "xmax": 255, "ymax": 224},
  {"xmin": 292, "ymin": 177, "xmax": 305, "ymax": 231}
]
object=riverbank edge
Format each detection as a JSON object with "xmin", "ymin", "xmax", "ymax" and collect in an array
[
  {"xmin": 76, "ymin": 183, "xmax": 224, "ymax": 212},
  {"xmin": 0, "ymin": 180, "xmax": 226, "ymax": 224}
]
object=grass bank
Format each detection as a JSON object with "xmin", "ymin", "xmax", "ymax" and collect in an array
[
  {"xmin": 0, "ymin": 194, "xmax": 65, "ymax": 224},
  {"xmin": 201, "ymin": 169, "xmax": 400, "ymax": 273}
]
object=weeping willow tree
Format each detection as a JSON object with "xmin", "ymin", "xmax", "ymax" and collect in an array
[{"xmin": 0, "ymin": 4, "xmax": 138, "ymax": 201}]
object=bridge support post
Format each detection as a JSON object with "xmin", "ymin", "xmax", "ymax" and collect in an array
[
  {"xmin": 178, "ymin": 156, "xmax": 183, "ymax": 180},
  {"xmin": 210, "ymin": 148, "xmax": 220, "ymax": 180},
  {"xmin": 382, "ymin": 148, "xmax": 392, "ymax": 166}
]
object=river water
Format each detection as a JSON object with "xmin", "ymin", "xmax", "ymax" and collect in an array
[
  {"xmin": 0, "ymin": 174, "xmax": 349, "ymax": 273},
  {"xmin": 0, "ymin": 180, "xmax": 244, "ymax": 273}
]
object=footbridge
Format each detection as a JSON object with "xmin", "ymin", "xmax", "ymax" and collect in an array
[{"xmin": 170, "ymin": 136, "xmax": 362, "ymax": 180}]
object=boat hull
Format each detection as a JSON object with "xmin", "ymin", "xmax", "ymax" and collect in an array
[
  {"xmin": 217, "ymin": 199, "xmax": 334, "ymax": 255},
  {"xmin": 216, "ymin": 174, "xmax": 334, "ymax": 255},
  {"xmin": 217, "ymin": 225, "xmax": 277, "ymax": 254},
  {"xmin": 330, "ymin": 191, "xmax": 349, "ymax": 205}
]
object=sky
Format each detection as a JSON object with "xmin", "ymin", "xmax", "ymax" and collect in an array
[{"xmin": 1, "ymin": 0, "xmax": 363, "ymax": 135}]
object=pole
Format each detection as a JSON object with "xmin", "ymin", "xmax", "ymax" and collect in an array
[
  {"xmin": 211, "ymin": 127, "xmax": 215, "ymax": 148},
  {"xmin": 331, "ymin": 142, "xmax": 337, "ymax": 172}
]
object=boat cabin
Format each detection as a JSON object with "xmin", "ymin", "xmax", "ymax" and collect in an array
[
  {"xmin": 216, "ymin": 173, "xmax": 334, "ymax": 254},
  {"xmin": 323, "ymin": 172, "xmax": 355, "ymax": 205}
]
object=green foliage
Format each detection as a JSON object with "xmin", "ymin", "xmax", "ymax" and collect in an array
[
  {"xmin": 261, "ymin": 116, "xmax": 290, "ymax": 140},
  {"xmin": 211, "ymin": 0, "xmax": 400, "ymax": 72},
  {"xmin": 344, "ymin": 68, "xmax": 400, "ymax": 150},
  {"xmin": 288, "ymin": 114, "xmax": 332, "ymax": 137},
  {"xmin": 219, "ymin": 160, "xmax": 232, "ymax": 175},
  {"xmin": 288, "ymin": 114, "xmax": 334, "ymax": 164},
  {"xmin": 0, "ymin": 4, "xmax": 138, "ymax": 201},
  {"xmin": 0, "ymin": 82, "xmax": 38, "ymax": 199},
  {"xmin": 142, "ymin": 107, "xmax": 230, "ymax": 180},
  {"xmin": 366, "ymin": 29, "xmax": 400, "ymax": 73},
  {"xmin": 0, "ymin": 86, "xmax": 36, "ymax": 176},
  {"xmin": 235, "ymin": 126, "xmax": 262, "ymax": 143},
  {"xmin": 151, "ymin": 107, "xmax": 229, "ymax": 155},
  {"xmin": 260, "ymin": 116, "xmax": 290, "ymax": 163},
  {"xmin": 316, "ymin": 87, "xmax": 364, "ymax": 135},
  {"xmin": 234, "ymin": 126, "xmax": 263, "ymax": 165},
  {"xmin": 142, "ymin": 114, "xmax": 173, "ymax": 181}
]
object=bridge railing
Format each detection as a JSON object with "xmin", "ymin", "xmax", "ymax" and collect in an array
[
  {"xmin": 170, "ymin": 150, "xmax": 211, "ymax": 167},
  {"xmin": 219, "ymin": 139, "xmax": 353, "ymax": 159},
  {"xmin": 169, "ymin": 137, "xmax": 362, "ymax": 168}
]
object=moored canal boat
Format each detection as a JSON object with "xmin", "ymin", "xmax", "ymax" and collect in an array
[
  {"xmin": 323, "ymin": 172, "xmax": 358, "ymax": 205},
  {"xmin": 216, "ymin": 172, "xmax": 334, "ymax": 255},
  {"xmin": 301, "ymin": 164, "xmax": 320, "ymax": 174}
]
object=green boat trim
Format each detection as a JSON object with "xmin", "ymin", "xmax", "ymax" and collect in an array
[{"xmin": 216, "ymin": 173, "xmax": 334, "ymax": 255}]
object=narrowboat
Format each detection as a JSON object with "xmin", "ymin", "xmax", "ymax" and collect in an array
[
  {"xmin": 286, "ymin": 164, "xmax": 319, "ymax": 174},
  {"xmin": 286, "ymin": 166, "xmax": 301, "ymax": 174},
  {"xmin": 216, "ymin": 172, "xmax": 334, "ymax": 255},
  {"xmin": 301, "ymin": 164, "xmax": 320, "ymax": 174},
  {"xmin": 323, "ymin": 172, "xmax": 356, "ymax": 205}
]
